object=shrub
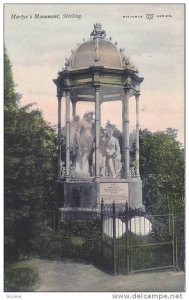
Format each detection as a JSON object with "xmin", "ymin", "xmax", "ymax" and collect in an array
[{"xmin": 4, "ymin": 261, "xmax": 39, "ymax": 292}]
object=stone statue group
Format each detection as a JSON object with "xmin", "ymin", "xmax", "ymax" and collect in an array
[{"xmin": 70, "ymin": 111, "xmax": 122, "ymax": 178}]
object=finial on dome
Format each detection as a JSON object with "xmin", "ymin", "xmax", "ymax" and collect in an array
[
  {"xmin": 65, "ymin": 58, "xmax": 70, "ymax": 69},
  {"xmin": 90, "ymin": 23, "xmax": 106, "ymax": 39}
]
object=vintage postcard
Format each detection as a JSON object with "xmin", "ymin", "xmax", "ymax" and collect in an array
[{"xmin": 3, "ymin": 2, "xmax": 185, "ymax": 299}]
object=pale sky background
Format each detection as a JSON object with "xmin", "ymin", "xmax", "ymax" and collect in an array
[{"xmin": 4, "ymin": 3, "xmax": 185, "ymax": 143}]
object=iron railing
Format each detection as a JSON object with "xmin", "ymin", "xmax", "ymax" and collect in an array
[{"xmin": 37, "ymin": 201, "xmax": 185, "ymax": 275}]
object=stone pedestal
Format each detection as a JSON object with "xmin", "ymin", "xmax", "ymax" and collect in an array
[
  {"xmin": 129, "ymin": 179, "xmax": 143, "ymax": 209},
  {"xmin": 63, "ymin": 181, "xmax": 97, "ymax": 207},
  {"xmin": 58, "ymin": 178, "xmax": 143, "ymax": 209}
]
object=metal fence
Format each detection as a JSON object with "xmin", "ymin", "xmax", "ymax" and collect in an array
[
  {"xmin": 38, "ymin": 202, "xmax": 185, "ymax": 275},
  {"xmin": 39, "ymin": 209, "xmax": 61, "ymax": 231}
]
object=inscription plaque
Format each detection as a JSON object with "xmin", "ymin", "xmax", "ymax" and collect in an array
[{"xmin": 100, "ymin": 182, "xmax": 128, "ymax": 204}]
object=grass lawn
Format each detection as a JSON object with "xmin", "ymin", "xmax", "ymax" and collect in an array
[{"xmin": 4, "ymin": 259, "xmax": 40, "ymax": 292}]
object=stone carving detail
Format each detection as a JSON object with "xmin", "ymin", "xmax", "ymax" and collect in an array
[
  {"xmin": 90, "ymin": 23, "xmax": 106, "ymax": 39},
  {"xmin": 69, "ymin": 112, "xmax": 122, "ymax": 178},
  {"xmin": 70, "ymin": 112, "xmax": 95, "ymax": 177},
  {"xmin": 62, "ymin": 115, "xmax": 138, "ymax": 180},
  {"xmin": 99, "ymin": 128, "xmax": 121, "ymax": 178}
]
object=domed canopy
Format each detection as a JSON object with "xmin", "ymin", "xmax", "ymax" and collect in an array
[
  {"xmin": 71, "ymin": 39, "xmax": 122, "ymax": 69},
  {"xmin": 66, "ymin": 23, "xmax": 137, "ymax": 71},
  {"xmin": 54, "ymin": 23, "xmax": 143, "ymax": 100}
]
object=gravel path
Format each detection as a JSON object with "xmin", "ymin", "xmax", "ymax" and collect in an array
[{"xmin": 29, "ymin": 258, "xmax": 185, "ymax": 292}]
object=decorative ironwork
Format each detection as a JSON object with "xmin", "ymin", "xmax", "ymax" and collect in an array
[
  {"xmin": 39, "ymin": 201, "xmax": 184, "ymax": 275},
  {"xmin": 60, "ymin": 161, "xmax": 66, "ymax": 178},
  {"xmin": 130, "ymin": 165, "xmax": 136, "ymax": 178},
  {"xmin": 60, "ymin": 161, "xmax": 78, "ymax": 179},
  {"xmin": 69, "ymin": 163, "xmax": 78, "ymax": 179},
  {"xmin": 62, "ymin": 160, "xmax": 136, "ymax": 179}
]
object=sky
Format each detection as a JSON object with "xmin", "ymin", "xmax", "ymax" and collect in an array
[{"xmin": 4, "ymin": 3, "xmax": 185, "ymax": 143}]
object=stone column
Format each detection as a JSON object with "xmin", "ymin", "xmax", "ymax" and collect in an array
[
  {"xmin": 135, "ymin": 93, "xmax": 140, "ymax": 178},
  {"xmin": 65, "ymin": 88, "xmax": 71, "ymax": 178},
  {"xmin": 122, "ymin": 98, "xmax": 125, "ymax": 170},
  {"xmin": 123, "ymin": 87, "xmax": 131, "ymax": 179},
  {"xmin": 57, "ymin": 95, "xmax": 62, "ymax": 178},
  {"xmin": 72, "ymin": 100, "xmax": 76, "ymax": 117},
  {"xmin": 95, "ymin": 85, "xmax": 100, "ymax": 179}
]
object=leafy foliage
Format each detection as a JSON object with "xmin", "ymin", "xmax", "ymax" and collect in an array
[
  {"xmin": 4, "ymin": 47, "xmax": 20, "ymax": 110},
  {"xmin": 139, "ymin": 128, "xmax": 184, "ymax": 214},
  {"xmin": 4, "ymin": 49, "xmax": 58, "ymax": 261},
  {"xmin": 4, "ymin": 261, "xmax": 39, "ymax": 292}
]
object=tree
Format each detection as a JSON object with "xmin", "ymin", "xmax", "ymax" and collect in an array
[
  {"xmin": 139, "ymin": 129, "xmax": 184, "ymax": 214},
  {"xmin": 4, "ymin": 47, "xmax": 20, "ymax": 109},
  {"xmin": 4, "ymin": 50, "xmax": 58, "ymax": 261}
]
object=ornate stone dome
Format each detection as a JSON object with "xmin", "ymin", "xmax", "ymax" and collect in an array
[
  {"xmin": 65, "ymin": 23, "xmax": 137, "ymax": 71},
  {"xmin": 71, "ymin": 38, "xmax": 122, "ymax": 69}
]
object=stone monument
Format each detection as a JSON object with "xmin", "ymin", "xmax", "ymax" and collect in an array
[{"xmin": 53, "ymin": 23, "xmax": 145, "ymax": 212}]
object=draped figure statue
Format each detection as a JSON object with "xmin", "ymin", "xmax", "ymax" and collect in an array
[
  {"xmin": 70, "ymin": 112, "xmax": 95, "ymax": 176},
  {"xmin": 70, "ymin": 112, "xmax": 121, "ymax": 178},
  {"xmin": 104, "ymin": 127, "xmax": 122, "ymax": 178},
  {"xmin": 92, "ymin": 127, "xmax": 121, "ymax": 178}
]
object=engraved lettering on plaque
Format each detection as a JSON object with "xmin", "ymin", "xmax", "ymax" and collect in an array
[{"xmin": 100, "ymin": 182, "xmax": 128, "ymax": 204}]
